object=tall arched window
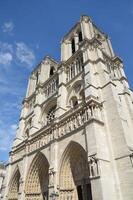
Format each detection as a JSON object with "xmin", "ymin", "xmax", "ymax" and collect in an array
[
  {"xmin": 50, "ymin": 66, "xmax": 55, "ymax": 77},
  {"xmin": 36, "ymin": 71, "xmax": 39, "ymax": 84},
  {"xmin": 71, "ymin": 38, "xmax": 75, "ymax": 54},
  {"xmin": 78, "ymin": 31, "xmax": 83, "ymax": 42}
]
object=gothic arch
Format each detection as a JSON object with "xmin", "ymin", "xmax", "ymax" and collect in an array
[
  {"xmin": 8, "ymin": 166, "xmax": 21, "ymax": 200},
  {"xmin": 40, "ymin": 97, "xmax": 57, "ymax": 126},
  {"xmin": 49, "ymin": 66, "xmax": 55, "ymax": 77},
  {"xmin": 66, "ymin": 80, "xmax": 84, "ymax": 107},
  {"xmin": 25, "ymin": 152, "xmax": 49, "ymax": 200},
  {"xmin": 59, "ymin": 141, "xmax": 92, "ymax": 200}
]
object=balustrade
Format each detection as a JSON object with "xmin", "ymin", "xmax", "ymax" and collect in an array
[
  {"xmin": 66, "ymin": 53, "xmax": 84, "ymax": 83},
  {"xmin": 43, "ymin": 73, "xmax": 58, "ymax": 98},
  {"xmin": 11, "ymin": 101, "xmax": 103, "ymax": 161},
  {"xmin": 26, "ymin": 101, "xmax": 103, "ymax": 154}
]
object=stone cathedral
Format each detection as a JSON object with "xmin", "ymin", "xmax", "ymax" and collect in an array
[{"xmin": 2, "ymin": 15, "xmax": 133, "ymax": 200}]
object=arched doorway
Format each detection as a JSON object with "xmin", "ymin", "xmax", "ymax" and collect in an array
[
  {"xmin": 59, "ymin": 142, "xmax": 92, "ymax": 200},
  {"xmin": 25, "ymin": 152, "xmax": 49, "ymax": 200},
  {"xmin": 8, "ymin": 167, "xmax": 20, "ymax": 200}
]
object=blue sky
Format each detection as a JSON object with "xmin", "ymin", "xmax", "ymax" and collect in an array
[{"xmin": 0, "ymin": 0, "xmax": 133, "ymax": 162}]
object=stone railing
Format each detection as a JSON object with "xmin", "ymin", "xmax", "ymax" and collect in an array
[
  {"xmin": 27, "ymin": 100, "xmax": 103, "ymax": 154},
  {"xmin": 11, "ymin": 100, "xmax": 103, "ymax": 162},
  {"xmin": 43, "ymin": 73, "xmax": 58, "ymax": 98},
  {"xmin": 66, "ymin": 52, "xmax": 84, "ymax": 83}
]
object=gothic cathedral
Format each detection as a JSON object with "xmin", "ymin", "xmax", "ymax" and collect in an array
[{"xmin": 2, "ymin": 15, "xmax": 133, "ymax": 200}]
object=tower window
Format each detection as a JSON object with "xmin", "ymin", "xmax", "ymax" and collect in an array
[
  {"xmin": 78, "ymin": 31, "xmax": 83, "ymax": 42},
  {"xmin": 36, "ymin": 71, "xmax": 39, "ymax": 84},
  {"xmin": 71, "ymin": 38, "xmax": 75, "ymax": 54},
  {"xmin": 50, "ymin": 66, "xmax": 55, "ymax": 77}
]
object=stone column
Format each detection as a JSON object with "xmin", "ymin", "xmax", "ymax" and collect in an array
[
  {"xmin": 74, "ymin": 33, "xmax": 79, "ymax": 51},
  {"xmin": 18, "ymin": 178, "xmax": 23, "ymax": 200},
  {"xmin": 48, "ymin": 141, "xmax": 59, "ymax": 200},
  {"xmin": 61, "ymin": 40, "xmax": 72, "ymax": 61},
  {"xmin": 30, "ymin": 88, "xmax": 43, "ymax": 135},
  {"xmin": 20, "ymin": 155, "xmax": 28, "ymax": 200},
  {"xmin": 107, "ymin": 37, "xmax": 115, "ymax": 57},
  {"xmin": 56, "ymin": 65, "xmax": 67, "ymax": 118}
]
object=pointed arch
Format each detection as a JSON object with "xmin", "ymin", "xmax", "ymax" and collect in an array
[
  {"xmin": 49, "ymin": 66, "xmax": 55, "ymax": 77},
  {"xmin": 66, "ymin": 80, "xmax": 84, "ymax": 107},
  {"xmin": 59, "ymin": 141, "xmax": 92, "ymax": 200},
  {"xmin": 8, "ymin": 165, "xmax": 21, "ymax": 200},
  {"xmin": 25, "ymin": 152, "xmax": 49, "ymax": 200},
  {"xmin": 40, "ymin": 97, "xmax": 57, "ymax": 126}
]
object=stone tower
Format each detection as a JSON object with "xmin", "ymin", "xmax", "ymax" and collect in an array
[{"xmin": 2, "ymin": 15, "xmax": 133, "ymax": 200}]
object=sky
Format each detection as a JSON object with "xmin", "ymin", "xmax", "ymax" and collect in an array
[{"xmin": 0, "ymin": 0, "xmax": 133, "ymax": 162}]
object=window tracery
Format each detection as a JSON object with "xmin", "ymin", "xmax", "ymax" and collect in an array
[
  {"xmin": 41, "ymin": 101, "xmax": 57, "ymax": 127},
  {"xmin": 46, "ymin": 105, "xmax": 57, "ymax": 124}
]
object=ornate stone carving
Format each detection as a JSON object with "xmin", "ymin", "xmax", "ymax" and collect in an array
[
  {"xmin": 49, "ymin": 168, "xmax": 56, "ymax": 186},
  {"xmin": 88, "ymin": 155, "xmax": 100, "ymax": 178}
]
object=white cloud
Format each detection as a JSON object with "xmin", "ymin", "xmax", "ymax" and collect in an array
[
  {"xmin": 0, "ymin": 41, "xmax": 35, "ymax": 68},
  {"xmin": 0, "ymin": 52, "xmax": 13, "ymax": 65},
  {"xmin": 0, "ymin": 42, "xmax": 13, "ymax": 53},
  {"xmin": 10, "ymin": 124, "xmax": 18, "ymax": 137},
  {"xmin": 0, "ymin": 122, "xmax": 18, "ymax": 152},
  {"xmin": 0, "ymin": 42, "xmax": 13, "ymax": 66},
  {"xmin": 2, "ymin": 21, "xmax": 14, "ymax": 34},
  {"xmin": 16, "ymin": 42, "xmax": 35, "ymax": 68}
]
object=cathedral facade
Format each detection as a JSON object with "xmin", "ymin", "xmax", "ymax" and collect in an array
[{"xmin": 2, "ymin": 15, "xmax": 133, "ymax": 200}]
